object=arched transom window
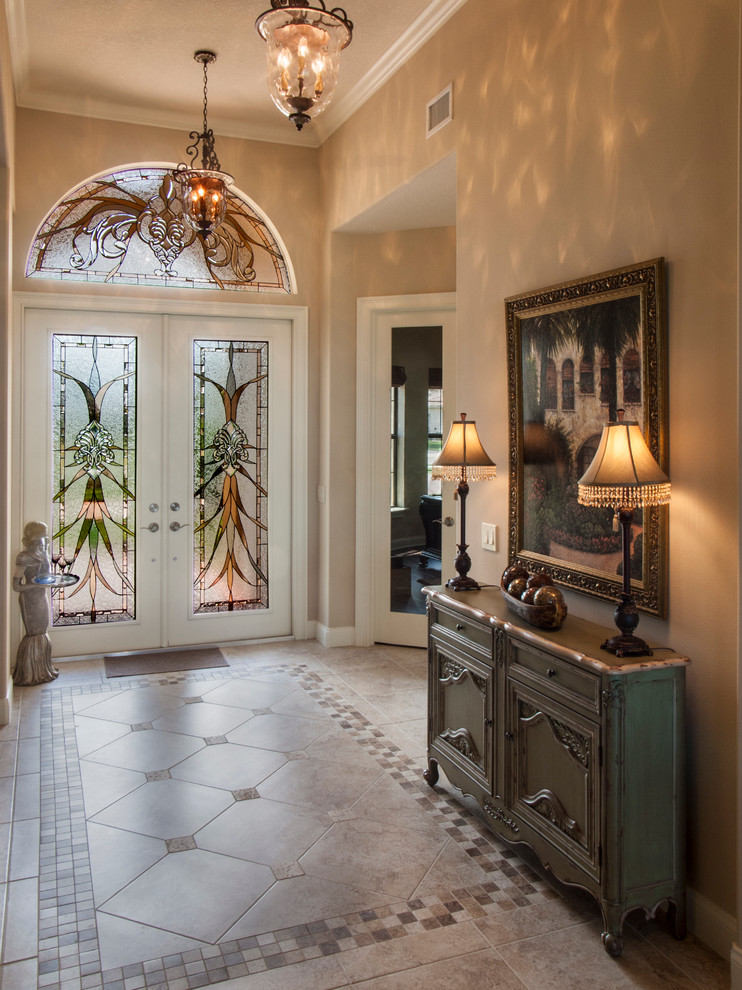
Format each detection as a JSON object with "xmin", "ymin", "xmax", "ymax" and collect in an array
[{"xmin": 26, "ymin": 164, "xmax": 294, "ymax": 293}]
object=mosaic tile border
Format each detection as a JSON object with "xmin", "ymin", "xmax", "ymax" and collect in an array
[{"xmin": 35, "ymin": 654, "xmax": 557, "ymax": 990}]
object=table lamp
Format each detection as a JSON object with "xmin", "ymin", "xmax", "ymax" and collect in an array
[
  {"xmin": 432, "ymin": 413, "xmax": 497, "ymax": 591},
  {"xmin": 577, "ymin": 411, "xmax": 670, "ymax": 657}
]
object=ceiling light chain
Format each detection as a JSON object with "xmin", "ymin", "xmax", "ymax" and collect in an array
[{"xmin": 174, "ymin": 50, "xmax": 233, "ymax": 238}]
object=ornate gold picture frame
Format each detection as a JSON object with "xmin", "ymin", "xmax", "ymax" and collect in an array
[{"xmin": 505, "ymin": 258, "xmax": 668, "ymax": 616}]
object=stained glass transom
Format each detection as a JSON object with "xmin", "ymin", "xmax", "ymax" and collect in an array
[
  {"xmin": 51, "ymin": 335, "xmax": 137, "ymax": 625},
  {"xmin": 194, "ymin": 339, "xmax": 269, "ymax": 613},
  {"xmin": 27, "ymin": 166, "xmax": 293, "ymax": 293}
]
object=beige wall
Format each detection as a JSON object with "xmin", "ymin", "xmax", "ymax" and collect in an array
[
  {"xmin": 0, "ymin": 2, "xmax": 14, "ymax": 722},
  {"xmin": 320, "ymin": 0, "xmax": 739, "ymax": 924},
  {"xmin": 317, "ymin": 227, "xmax": 456, "ymax": 630}
]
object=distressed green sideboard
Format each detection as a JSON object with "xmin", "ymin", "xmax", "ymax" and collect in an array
[{"xmin": 423, "ymin": 586, "xmax": 689, "ymax": 957}]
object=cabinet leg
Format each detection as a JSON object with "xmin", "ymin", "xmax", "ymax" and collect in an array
[
  {"xmin": 666, "ymin": 900, "xmax": 687, "ymax": 940},
  {"xmin": 601, "ymin": 931, "xmax": 624, "ymax": 958},
  {"xmin": 423, "ymin": 757, "xmax": 439, "ymax": 787}
]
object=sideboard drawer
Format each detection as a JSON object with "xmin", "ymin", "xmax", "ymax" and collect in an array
[
  {"xmin": 508, "ymin": 640, "xmax": 600, "ymax": 714},
  {"xmin": 431, "ymin": 605, "xmax": 492, "ymax": 653}
]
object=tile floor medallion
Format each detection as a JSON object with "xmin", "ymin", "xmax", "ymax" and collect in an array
[{"xmin": 1, "ymin": 642, "xmax": 731, "ymax": 990}]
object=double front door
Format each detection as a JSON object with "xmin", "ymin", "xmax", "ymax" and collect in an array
[{"xmin": 22, "ymin": 307, "xmax": 293, "ymax": 658}]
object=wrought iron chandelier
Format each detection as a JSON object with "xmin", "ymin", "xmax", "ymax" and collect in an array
[
  {"xmin": 174, "ymin": 50, "xmax": 234, "ymax": 237},
  {"xmin": 256, "ymin": 1, "xmax": 353, "ymax": 131}
]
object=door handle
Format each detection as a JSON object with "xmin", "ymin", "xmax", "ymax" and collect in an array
[
  {"xmin": 170, "ymin": 521, "xmax": 190, "ymax": 532},
  {"xmin": 142, "ymin": 522, "xmax": 159, "ymax": 533},
  {"xmin": 442, "ymin": 516, "xmax": 455, "ymax": 527}
]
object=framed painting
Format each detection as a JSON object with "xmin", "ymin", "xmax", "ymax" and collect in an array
[{"xmin": 505, "ymin": 258, "xmax": 668, "ymax": 617}]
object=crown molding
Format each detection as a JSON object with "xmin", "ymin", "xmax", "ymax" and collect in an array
[
  {"xmin": 314, "ymin": 0, "xmax": 468, "ymax": 143},
  {"xmin": 16, "ymin": 92, "xmax": 317, "ymax": 148}
]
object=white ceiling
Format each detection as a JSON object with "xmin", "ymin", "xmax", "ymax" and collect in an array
[{"xmin": 5, "ymin": 0, "xmax": 465, "ymax": 148}]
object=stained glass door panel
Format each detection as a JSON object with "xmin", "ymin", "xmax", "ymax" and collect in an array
[
  {"xmin": 23, "ymin": 309, "xmax": 163, "ymax": 656},
  {"xmin": 51, "ymin": 334, "xmax": 137, "ymax": 626},
  {"xmin": 165, "ymin": 315, "xmax": 292, "ymax": 647}
]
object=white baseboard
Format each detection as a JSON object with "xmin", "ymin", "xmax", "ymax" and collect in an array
[
  {"xmin": 315, "ymin": 624, "xmax": 356, "ymax": 648},
  {"xmin": 301, "ymin": 620, "xmax": 317, "ymax": 643},
  {"xmin": 731, "ymin": 942, "xmax": 742, "ymax": 989},
  {"xmin": 688, "ymin": 886, "xmax": 736, "ymax": 961},
  {"xmin": 0, "ymin": 679, "xmax": 10, "ymax": 726}
]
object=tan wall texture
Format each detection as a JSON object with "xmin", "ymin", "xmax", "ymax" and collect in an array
[{"xmin": 320, "ymin": 0, "xmax": 739, "ymax": 920}]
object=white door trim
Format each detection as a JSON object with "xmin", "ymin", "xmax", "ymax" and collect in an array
[
  {"xmin": 355, "ymin": 292, "xmax": 456, "ymax": 647},
  {"xmin": 12, "ymin": 291, "xmax": 309, "ymax": 648}
]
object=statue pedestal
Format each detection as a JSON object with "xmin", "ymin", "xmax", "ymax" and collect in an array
[{"xmin": 13, "ymin": 522, "xmax": 80, "ymax": 687}]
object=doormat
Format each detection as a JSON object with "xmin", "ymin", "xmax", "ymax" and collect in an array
[{"xmin": 104, "ymin": 648, "xmax": 228, "ymax": 678}]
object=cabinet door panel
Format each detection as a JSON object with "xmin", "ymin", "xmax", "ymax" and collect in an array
[
  {"xmin": 430, "ymin": 637, "xmax": 493, "ymax": 792},
  {"xmin": 508, "ymin": 681, "xmax": 600, "ymax": 879}
]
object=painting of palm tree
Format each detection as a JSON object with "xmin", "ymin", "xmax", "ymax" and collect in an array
[{"xmin": 506, "ymin": 259, "xmax": 668, "ymax": 617}]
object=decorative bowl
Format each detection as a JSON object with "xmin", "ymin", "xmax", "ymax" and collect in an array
[{"xmin": 499, "ymin": 577, "xmax": 567, "ymax": 630}]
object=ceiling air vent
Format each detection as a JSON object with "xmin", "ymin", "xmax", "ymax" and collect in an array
[{"xmin": 426, "ymin": 84, "xmax": 453, "ymax": 138}]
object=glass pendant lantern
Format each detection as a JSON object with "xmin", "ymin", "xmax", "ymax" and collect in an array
[
  {"xmin": 175, "ymin": 51, "xmax": 234, "ymax": 238},
  {"xmin": 256, "ymin": 1, "xmax": 353, "ymax": 131}
]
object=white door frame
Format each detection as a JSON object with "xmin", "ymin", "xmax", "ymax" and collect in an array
[
  {"xmin": 12, "ymin": 291, "xmax": 309, "ymax": 651},
  {"xmin": 355, "ymin": 292, "xmax": 456, "ymax": 647}
]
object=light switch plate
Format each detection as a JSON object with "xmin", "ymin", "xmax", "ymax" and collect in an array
[{"xmin": 482, "ymin": 522, "xmax": 498, "ymax": 551}]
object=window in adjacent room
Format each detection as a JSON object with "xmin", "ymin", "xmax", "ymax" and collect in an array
[{"xmin": 427, "ymin": 368, "xmax": 443, "ymax": 495}]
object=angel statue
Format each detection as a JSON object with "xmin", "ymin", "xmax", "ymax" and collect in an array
[{"xmin": 12, "ymin": 521, "xmax": 58, "ymax": 685}]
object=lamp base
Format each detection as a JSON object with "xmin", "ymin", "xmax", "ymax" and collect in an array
[
  {"xmin": 601, "ymin": 591, "xmax": 653, "ymax": 658},
  {"xmin": 446, "ymin": 575, "xmax": 481, "ymax": 592},
  {"xmin": 601, "ymin": 633, "xmax": 654, "ymax": 659},
  {"xmin": 445, "ymin": 543, "xmax": 480, "ymax": 592}
]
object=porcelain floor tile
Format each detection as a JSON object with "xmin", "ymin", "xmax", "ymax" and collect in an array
[
  {"xmin": 8, "ymin": 817, "xmax": 39, "ymax": 881},
  {"xmin": 496, "ymin": 919, "xmax": 701, "ymax": 989},
  {"xmin": 202, "ymin": 677, "xmax": 298, "ymax": 710},
  {"xmin": 271, "ymin": 688, "xmax": 337, "ymax": 720},
  {"xmin": 365, "ymin": 687, "xmax": 427, "ymax": 723},
  {"xmin": 91, "ymin": 775, "xmax": 234, "ymax": 838},
  {"xmin": 96, "ymin": 909, "xmax": 210, "ymax": 971},
  {"xmin": 82, "ymin": 727, "xmax": 204, "ymax": 772},
  {"xmin": 357, "ymin": 947, "xmax": 528, "ymax": 990},
  {"xmin": 197, "ymin": 796, "xmax": 332, "ymax": 866},
  {"xmin": 212, "ymin": 956, "xmax": 350, "ymax": 990},
  {"xmin": 325, "ymin": 660, "xmax": 426, "ymax": 696},
  {"xmin": 87, "ymin": 821, "xmax": 166, "ymax": 905},
  {"xmin": 337, "ymin": 920, "xmax": 491, "ymax": 984},
  {"xmin": 170, "ymin": 741, "xmax": 287, "ymax": 789},
  {"xmin": 300, "ymin": 817, "xmax": 448, "ymax": 899},
  {"xmin": 257, "ymin": 757, "xmax": 382, "ymax": 812},
  {"xmin": 79, "ymin": 758, "xmax": 145, "ymax": 817},
  {"xmin": 152, "ymin": 700, "xmax": 254, "ymax": 737},
  {"xmin": 227, "ymin": 713, "xmax": 333, "ymax": 752},
  {"xmin": 349, "ymin": 773, "xmax": 445, "ymax": 836},
  {"xmin": 474, "ymin": 895, "xmax": 601, "ymax": 945},
  {"xmin": 304, "ymin": 725, "xmax": 384, "ymax": 770},
  {"xmin": 412, "ymin": 836, "xmax": 503, "ymax": 898},
  {"xmin": 74, "ymin": 711, "xmax": 131, "ymax": 757},
  {"xmin": 632, "ymin": 918, "xmax": 731, "ymax": 990},
  {"xmin": 224, "ymin": 873, "xmax": 392, "ymax": 940},
  {"xmin": 100, "ymin": 847, "xmax": 275, "ymax": 942},
  {"xmin": 71, "ymin": 685, "xmax": 185, "ymax": 722}
]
